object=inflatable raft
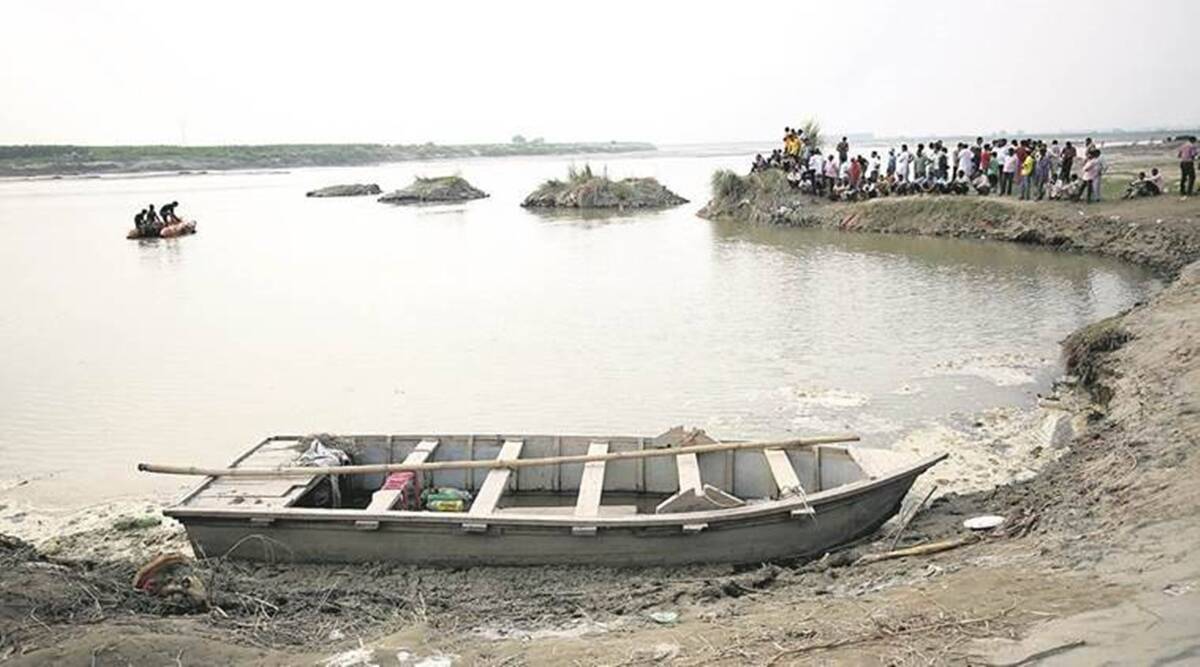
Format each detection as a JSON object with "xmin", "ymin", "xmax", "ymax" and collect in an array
[{"xmin": 127, "ymin": 219, "xmax": 197, "ymax": 240}]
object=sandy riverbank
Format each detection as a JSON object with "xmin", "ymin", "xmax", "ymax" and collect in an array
[{"xmin": 2, "ymin": 162, "xmax": 1198, "ymax": 664}]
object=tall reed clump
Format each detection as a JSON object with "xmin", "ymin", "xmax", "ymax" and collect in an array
[
  {"xmin": 800, "ymin": 119, "xmax": 823, "ymax": 153},
  {"xmin": 566, "ymin": 163, "xmax": 596, "ymax": 183},
  {"xmin": 712, "ymin": 169, "xmax": 749, "ymax": 201}
]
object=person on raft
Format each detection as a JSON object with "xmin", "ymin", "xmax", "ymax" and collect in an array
[
  {"xmin": 160, "ymin": 201, "xmax": 181, "ymax": 224},
  {"xmin": 144, "ymin": 204, "xmax": 164, "ymax": 236}
]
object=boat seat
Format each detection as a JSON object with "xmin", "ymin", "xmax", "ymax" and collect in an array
[
  {"xmin": 364, "ymin": 439, "xmax": 438, "ymax": 513},
  {"xmin": 462, "ymin": 439, "xmax": 524, "ymax": 532},
  {"xmin": 655, "ymin": 448, "xmax": 745, "ymax": 514}
]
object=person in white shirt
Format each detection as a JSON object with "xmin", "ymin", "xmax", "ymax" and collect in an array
[
  {"xmin": 957, "ymin": 148, "xmax": 974, "ymax": 180},
  {"xmin": 896, "ymin": 144, "xmax": 912, "ymax": 182},
  {"xmin": 1001, "ymin": 149, "xmax": 1019, "ymax": 196},
  {"xmin": 823, "ymin": 155, "xmax": 839, "ymax": 191},
  {"xmin": 809, "ymin": 152, "xmax": 826, "ymax": 193},
  {"xmin": 868, "ymin": 151, "xmax": 882, "ymax": 180}
]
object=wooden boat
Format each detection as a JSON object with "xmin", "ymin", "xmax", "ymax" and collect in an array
[{"xmin": 156, "ymin": 430, "xmax": 945, "ymax": 566}]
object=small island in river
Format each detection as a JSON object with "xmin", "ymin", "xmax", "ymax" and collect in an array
[
  {"xmin": 377, "ymin": 176, "xmax": 488, "ymax": 205},
  {"xmin": 521, "ymin": 165, "xmax": 687, "ymax": 209},
  {"xmin": 306, "ymin": 183, "xmax": 382, "ymax": 197}
]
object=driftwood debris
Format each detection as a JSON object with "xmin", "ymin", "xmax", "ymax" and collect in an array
[
  {"xmin": 854, "ymin": 534, "xmax": 979, "ymax": 566},
  {"xmin": 888, "ymin": 485, "xmax": 937, "ymax": 550}
]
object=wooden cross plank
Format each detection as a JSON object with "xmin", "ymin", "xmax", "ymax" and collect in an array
[
  {"xmin": 763, "ymin": 448, "xmax": 802, "ymax": 498},
  {"xmin": 675, "ymin": 451, "xmax": 702, "ymax": 492},
  {"xmin": 462, "ymin": 440, "xmax": 524, "ymax": 532},
  {"xmin": 572, "ymin": 441, "xmax": 609, "ymax": 536},
  {"xmin": 363, "ymin": 439, "xmax": 439, "ymax": 517}
]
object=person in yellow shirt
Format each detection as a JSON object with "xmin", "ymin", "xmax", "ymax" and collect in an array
[{"xmin": 1019, "ymin": 153, "xmax": 1035, "ymax": 200}]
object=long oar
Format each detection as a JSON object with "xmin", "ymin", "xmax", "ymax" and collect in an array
[{"xmin": 137, "ymin": 433, "xmax": 859, "ymax": 479}]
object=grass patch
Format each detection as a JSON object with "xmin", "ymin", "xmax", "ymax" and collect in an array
[
  {"xmin": 113, "ymin": 515, "xmax": 162, "ymax": 531},
  {"xmin": 1063, "ymin": 313, "xmax": 1132, "ymax": 403}
]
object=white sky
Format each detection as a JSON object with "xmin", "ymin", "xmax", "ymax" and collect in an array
[{"xmin": 2, "ymin": 0, "xmax": 1197, "ymax": 145}]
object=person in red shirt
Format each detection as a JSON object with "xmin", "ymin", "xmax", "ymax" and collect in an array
[
  {"xmin": 1015, "ymin": 141, "xmax": 1028, "ymax": 187},
  {"xmin": 849, "ymin": 156, "xmax": 862, "ymax": 188}
]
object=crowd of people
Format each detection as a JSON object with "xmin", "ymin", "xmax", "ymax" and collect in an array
[
  {"xmin": 752, "ymin": 128, "xmax": 1197, "ymax": 204},
  {"xmin": 132, "ymin": 201, "xmax": 183, "ymax": 237}
]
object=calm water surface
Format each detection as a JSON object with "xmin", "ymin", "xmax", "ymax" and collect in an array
[{"xmin": 0, "ymin": 150, "xmax": 1156, "ymax": 503}]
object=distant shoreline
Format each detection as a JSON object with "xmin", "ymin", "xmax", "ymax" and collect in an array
[{"xmin": 0, "ymin": 141, "xmax": 656, "ymax": 178}]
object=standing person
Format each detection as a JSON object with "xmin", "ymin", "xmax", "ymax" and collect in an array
[
  {"xmin": 914, "ymin": 144, "xmax": 928, "ymax": 183},
  {"xmin": 836, "ymin": 137, "xmax": 850, "ymax": 166},
  {"xmin": 868, "ymin": 151, "xmax": 882, "ymax": 181},
  {"xmin": 1081, "ymin": 152, "xmax": 1101, "ymax": 203},
  {"xmin": 1001, "ymin": 149, "xmax": 1018, "ymax": 196},
  {"xmin": 823, "ymin": 155, "xmax": 839, "ymax": 191},
  {"xmin": 1019, "ymin": 151, "xmax": 1035, "ymax": 200},
  {"xmin": 1014, "ymin": 141, "xmax": 1028, "ymax": 191},
  {"xmin": 1092, "ymin": 149, "xmax": 1106, "ymax": 201},
  {"xmin": 848, "ymin": 155, "xmax": 862, "ymax": 188},
  {"xmin": 986, "ymin": 147, "xmax": 1001, "ymax": 192},
  {"xmin": 1178, "ymin": 136, "xmax": 1198, "ymax": 196},
  {"xmin": 886, "ymin": 148, "xmax": 896, "ymax": 178},
  {"xmin": 808, "ymin": 151, "xmax": 826, "ymax": 194},
  {"xmin": 937, "ymin": 148, "xmax": 950, "ymax": 180},
  {"xmin": 1049, "ymin": 140, "xmax": 1062, "ymax": 174},
  {"xmin": 957, "ymin": 145, "xmax": 974, "ymax": 181},
  {"xmin": 896, "ymin": 144, "xmax": 912, "ymax": 182},
  {"xmin": 1060, "ymin": 141, "xmax": 1077, "ymax": 180},
  {"xmin": 1034, "ymin": 149, "xmax": 1052, "ymax": 200}
]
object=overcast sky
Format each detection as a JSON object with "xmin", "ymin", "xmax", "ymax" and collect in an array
[{"xmin": 3, "ymin": 0, "xmax": 1197, "ymax": 146}]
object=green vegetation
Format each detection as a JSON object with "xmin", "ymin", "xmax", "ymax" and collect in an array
[
  {"xmin": 377, "ymin": 174, "xmax": 488, "ymax": 204},
  {"xmin": 523, "ymin": 164, "xmax": 687, "ymax": 209},
  {"xmin": 799, "ymin": 119, "xmax": 823, "ymax": 153},
  {"xmin": 0, "ymin": 141, "xmax": 655, "ymax": 177},
  {"xmin": 1063, "ymin": 312, "xmax": 1132, "ymax": 404},
  {"xmin": 113, "ymin": 515, "xmax": 162, "ymax": 531},
  {"xmin": 709, "ymin": 169, "xmax": 789, "ymax": 203},
  {"xmin": 711, "ymin": 169, "xmax": 750, "ymax": 200}
]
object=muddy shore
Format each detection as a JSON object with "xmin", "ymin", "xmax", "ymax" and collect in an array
[{"xmin": 3, "ymin": 156, "xmax": 1198, "ymax": 664}]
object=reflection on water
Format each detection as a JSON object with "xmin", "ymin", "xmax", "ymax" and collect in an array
[{"xmin": 0, "ymin": 151, "xmax": 1157, "ymax": 504}]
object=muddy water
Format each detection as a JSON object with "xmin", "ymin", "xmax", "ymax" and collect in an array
[{"xmin": 0, "ymin": 150, "xmax": 1156, "ymax": 505}]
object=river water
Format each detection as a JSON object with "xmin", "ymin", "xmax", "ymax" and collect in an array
[{"xmin": 0, "ymin": 148, "xmax": 1156, "ymax": 505}]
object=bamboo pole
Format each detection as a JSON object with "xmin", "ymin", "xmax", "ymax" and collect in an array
[{"xmin": 137, "ymin": 434, "xmax": 860, "ymax": 479}]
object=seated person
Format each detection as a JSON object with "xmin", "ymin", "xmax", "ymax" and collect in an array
[
  {"xmin": 1064, "ymin": 176, "xmax": 1087, "ymax": 202},
  {"xmin": 751, "ymin": 154, "xmax": 768, "ymax": 172},
  {"xmin": 144, "ymin": 204, "xmax": 163, "ymax": 235},
  {"xmin": 1147, "ymin": 168, "xmax": 1164, "ymax": 195},
  {"xmin": 949, "ymin": 171, "xmax": 969, "ymax": 195},
  {"xmin": 1122, "ymin": 172, "xmax": 1149, "ymax": 199},
  {"xmin": 972, "ymin": 172, "xmax": 992, "ymax": 195}
]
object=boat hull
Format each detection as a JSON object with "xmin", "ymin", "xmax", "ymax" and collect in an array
[{"xmin": 175, "ymin": 464, "xmax": 924, "ymax": 566}]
